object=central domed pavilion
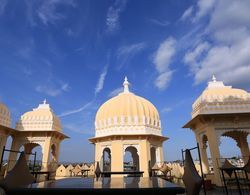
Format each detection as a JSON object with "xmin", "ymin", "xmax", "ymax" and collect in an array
[{"xmin": 89, "ymin": 77, "xmax": 168, "ymax": 177}]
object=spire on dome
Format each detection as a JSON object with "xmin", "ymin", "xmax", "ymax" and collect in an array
[
  {"xmin": 43, "ymin": 99, "xmax": 47, "ymax": 104},
  {"xmin": 212, "ymin": 75, "xmax": 217, "ymax": 82},
  {"xmin": 123, "ymin": 76, "xmax": 130, "ymax": 93}
]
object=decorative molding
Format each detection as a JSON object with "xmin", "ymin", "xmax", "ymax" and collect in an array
[{"xmin": 95, "ymin": 126, "xmax": 162, "ymax": 137}]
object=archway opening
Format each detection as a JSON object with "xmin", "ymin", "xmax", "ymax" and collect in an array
[
  {"xmin": 102, "ymin": 148, "xmax": 111, "ymax": 171},
  {"xmin": 220, "ymin": 133, "xmax": 241, "ymax": 158},
  {"xmin": 123, "ymin": 146, "xmax": 139, "ymax": 171},
  {"xmin": 150, "ymin": 147, "xmax": 157, "ymax": 168},
  {"xmin": 24, "ymin": 143, "xmax": 43, "ymax": 171},
  {"xmin": 219, "ymin": 131, "xmax": 244, "ymax": 166}
]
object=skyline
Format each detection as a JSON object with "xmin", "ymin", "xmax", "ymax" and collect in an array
[{"xmin": 1, "ymin": 0, "xmax": 250, "ymax": 162}]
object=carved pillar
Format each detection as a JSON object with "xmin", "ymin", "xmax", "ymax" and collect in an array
[
  {"xmin": 196, "ymin": 134, "xmax": 209, "ymax": 174},
  {"xmin": 236, "ymin": 133, "xmax": 250, "ymax": 164},
  {"xmin": 42, "ymin": 138, "xmax": 52, "ymax": 170},
  {"xmin": 0, "ymin": 135, "xmax": 7, "ymax": 163},
  {"xmin": 7, "ymin": 138, "xmax": 22, "ymax": 171},
  {"xmin": 206, "ymin": 127, "xmax": 222, "ymax": 186}
]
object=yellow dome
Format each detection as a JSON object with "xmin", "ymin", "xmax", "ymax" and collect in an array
[
  {"xmin": 16, "ymin": 100, "xmax": 61, "ymax": 132},
  {"xmin": 95, "ymin": 77, "xmax": 161, "ymax": 136},
  {"xmin": 0, "ymin": 102, "xmax": 11, "ymax": 127}
]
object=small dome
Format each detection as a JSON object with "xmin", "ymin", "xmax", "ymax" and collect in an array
[
  {"xmin": 192, "ymin": 75, "xmax": 250, "ymax": 118},
  {"xmin": 16, "ymin": 100, "xmax": 61, "ymax": 132},
  {"xmin": 95, "ymin": 77, "xmax": 161, "ymax": 137},
  {"xmin": 0, "ymin": 102, "xmax": 11, "ymax": 127}
]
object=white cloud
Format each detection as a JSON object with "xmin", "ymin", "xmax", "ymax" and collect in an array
[
  {"xmin": 193, "ymin": 0, "xmax": 216, "ymax": 22},
  {"xmin": 0, "ymin": 0, "xmax": 7, "ymax": 15},
  {"xmin": 36, "ymin": 82, "xmax": 70, "ymax": 97},
  {"xmin": 149, "ymin": 19, "xmax": 169, "ymax": 26},
  {"xmin": 180, "ymin": 6, "xmax": 193, "ymax": 21},
  {"xmin": 161, "ymin": 107, "xmax": 172, "ymax": 113},
  {"xmin": 106, "ymin": 0, "xmax": 127, "ymax": 33},
  {"xmin": 58, "ymin": 101, "xmax": 93, "ymax": 117},
  {"xmin": 117, "ymin": 42, "xmax": 146, "ymax": 58},
  {"xmin": 184, "ymin": 42, "xmax": 210, "ymax": 73},
  {"xmin": 184, "ymin": 0, "xmax": 250, "ymax": 88},
  {"xmin": 95, "ymin": 65, "xmax": 108, "ymax": 95},
  {"xmin": 154, "ymin": 37, "xmax": 176, "ymax": 73},
  {"xmin": 153, "ymin": 37, "xmax": 176, "ymax": 90},
  {"xmin": 37, "ymin": 0, "xmax": 75, "ymax": 25},
  {"xmin": 108, "ymin": 87, "xmax": 123, "ymax": 97},
  {"xmin": 117, "ymin": 42, "xmax": 146, "ymax": 69},
  {"xmin": 155, "ymin": 71, "xmax": 173, "ymax": 90}
]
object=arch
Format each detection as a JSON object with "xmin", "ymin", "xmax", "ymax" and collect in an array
[
  {"xmin": 23, "ymin": 143, "xmax": 43, "ymax": 171},
  {"xmin": 150, "ymin": 147, "xmax": 157, "ymax": 167},
  {"xmin": 123, "ymin": 146, "xmax": 139, "ymax": 171},
  {"xmin": 102, "ymin": 147, "xmax": 111, "ymax": 171},
  {"xmin": 220, "ymin": 131, "xmax": 244, "ymax": 158}
]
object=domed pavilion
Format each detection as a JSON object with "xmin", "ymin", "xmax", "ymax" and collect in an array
[
  {"xmin": 89, "ymin": 77, "xmax": 168, "ymax": 177},
  {"xmin": 184, "ymin": 75, "xmax": 250, "ymax": 186},
  {"xmin": 1, "ymin": 100, "xmax": 68, "ymax": 173}
]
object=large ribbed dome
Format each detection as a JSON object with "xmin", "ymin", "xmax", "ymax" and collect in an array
[
  {"xmin": 16, "ymin": 100, "xmax": 61, "ymax": 132},
  {"xmin": 95, "ymin": 77, "xmax": 161, "ymax": 137},
  {"xmin": 0, "ymin": 102, "xmax": 11, "ymax": 127}
]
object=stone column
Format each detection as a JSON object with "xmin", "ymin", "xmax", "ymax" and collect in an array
[
  {"xmin": 139, "ymin": 140, "xmax": 150, "ymax": 177},
  {"xmin": 7, "ymin": 138, "xmax": 22, "ymax": 171},
  {"xmin": 236, "ymin": 133, "xmax": 250, "ymax": 164},
  {"xmin": 42, "ymin": 138, "xmax": 52, "ymax": 171},
  {"xmin": 158, "ymin": 144, "xmax": 164, "ymax": 165},
  {"xmin": 196, "ymin": 134, "xmax": 209, "ymax": 174},
  {"xmin": 0, "ymin": 135, "xmax": 7, "ymax": 163},
  {"xmin": 111, "ymin": 140, "xmax": 123, "ymax": 176},
  {"xmin": 206, "ymin": 127, "xmax": 222, "ymax": 186}
]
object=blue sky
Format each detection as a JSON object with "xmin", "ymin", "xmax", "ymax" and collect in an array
[{"xmin": 1, "ymin": 0, "xmax": 250, "ymax": 163}]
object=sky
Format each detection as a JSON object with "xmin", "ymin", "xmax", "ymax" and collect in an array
[{"xmin": 0, "ymin": 0, "xmax": 250, "ymax": 163}]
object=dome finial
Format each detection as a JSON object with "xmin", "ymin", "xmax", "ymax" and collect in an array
[
  {"xmin": 212, "ymin": 74, "xmax": 217, "ymax": 82},
  {"xmin": 123, "ymin": 76, "xmax": 130, "ymax": 93},
  {"xmin": 43, "ymin": 99, "xmax": 47, "ymax": 104}
]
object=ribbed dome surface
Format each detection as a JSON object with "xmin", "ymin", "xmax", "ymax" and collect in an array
[
  {"xmin": 0, "ymin": 102, "xmax": 11, "ymax": 127},
  {"xmin": 95, "ymin": 77, "xmax": 161, "ymax": 133},
  {"xmin": 96, "ymin": 92, "xmax": 160, "ymax": 126},
  {"xmin": 16, "ymin": 100, "xmax": 61, "ymax": 132}
]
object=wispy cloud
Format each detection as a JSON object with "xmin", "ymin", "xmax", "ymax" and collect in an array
[
  {"xmin": 193, "ymin": 0, "xmax": 216, "ymax": 22},
  {"xmin": 58, "ymin": 101, "xmax": 93, "ymax": 117},
  {"xmin": 0, "ymin": 0, "xmax": 7, "ymax": 15},
  {"xmin": 108, "ymin": 87, "xmax": 123, "ymax": 97},
  {"xmin": 117, "ymin": 42, "xmax": 146, "ymax": 69},
  {"xmin": 161, "ymin": 107, "xmax": 172, "ymax": 113},
  {"xmin": 117, "ymin": 42, "xmax": 146, "ymax": 57},
  {"xmin": 36, "ymin": 83, "xmax": 70, "ymax": 97},
  {"xmin": 37, "ymin": 0, "xmax": 75, "ymax": 25},
  {"xmin": 153, "ymin": 37, "xmax": 176, "ymax": 90},
  {"xmin": 149, "ymin": 19, "xmax": 169, "ymax": 26},
  {"xmin": 180, "ymin": 6, "xmax": 193, "ymax": 21},
  {"xmin": 106, "ymin": 0, "xmax": 127, "ymax": 33},
  {"xmin": 95, "ymin": 65, "xmax": 108, "ymax": 95},
  {"xmin": 59, "ymin": 64, "xmax": 109, "ymax": 117}
]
